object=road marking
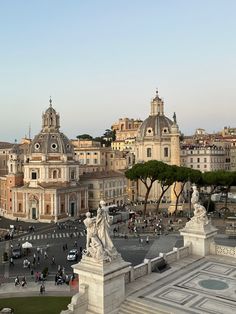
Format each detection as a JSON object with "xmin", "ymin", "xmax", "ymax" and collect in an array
[
  {"xmin": 52, "ymin": 234, "xmax": 55, "ymax": 238},
  {"xmin": 55, "ymin": 234, "xmax": 58, "ymax": 238},
  {"xmin": 59, "ymin": 234, "xmax": 62, "ymax": 238},
  {"xmin": 37, "ymin": 235, "xmax": 40, "ymax": 239},
  {"xmin": 73, "ymin": 232, "xmax": 76, "ymax": 237},
  {"xmin": 62, "ymin": 233, "xmax": 65, "ymax": 237},
  {"xmin": 66, "ymin": 233, "xmax": 69, "ymax": 237},
  {"xmin": 33, "ymin": 235, "xmax": 36, "ymax": 240},
  {"xmin": 79, "ymin": 232, "xmax": 83, "ymax": 236}
]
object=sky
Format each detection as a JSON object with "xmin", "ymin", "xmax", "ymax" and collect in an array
[{"xmin": 0, "ymin": 0, "xmax": 236, "ymax": 142}]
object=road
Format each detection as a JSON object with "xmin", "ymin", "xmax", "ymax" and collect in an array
[{"xmin": 0, "ymin": 216, "xmax": 235, "ymax": 286}]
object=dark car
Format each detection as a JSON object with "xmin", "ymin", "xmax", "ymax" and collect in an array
[{"xmin": 11, "ymin": 248, "xmax": 22, "ymax": 259}]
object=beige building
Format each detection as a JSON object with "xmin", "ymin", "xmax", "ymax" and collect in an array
[
  {"xmin": 72, "ymin": 139, "xmax": 131, "ymax": 173},
  {"xmin": 80, "ymin": 171, "xmax": 127, "ymax": 209},
  {"xmin": 180, "ymin": 145, "xmax": 226, "ymax": 172},
  {"xmin": 111, "ymin": 118, "xmax": 142, "ymax": 151},
  {"xmin": 134, "ymin": 90, "xmax": 180, "ymax": 202}
]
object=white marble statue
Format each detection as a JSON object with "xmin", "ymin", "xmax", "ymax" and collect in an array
[
  {"xmin": 83, "ymin": 212, "xmax": 96, "ymax": 250},
  {"xmin": 188, "ymin": 185, "xmax": 209, "ymax": 225},
  {"xmin": 83, "ymin": 200, "xmax": 119, "ymax": 262}
]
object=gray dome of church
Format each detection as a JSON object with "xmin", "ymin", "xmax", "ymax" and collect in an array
[
  {"xmin": 136, "ymin": 91, "xmax": 174, "ymax": 140},
  {"xmin": 29, "ymin": 99, "xmax": 74, "ymax": 156},
  {"xmin": 136, "ymin": 115, "xmax": 173, "ymax": 140}
]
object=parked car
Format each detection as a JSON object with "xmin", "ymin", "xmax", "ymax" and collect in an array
[
  {"xmin": 67, "ymin": 249, "xmax": 78, "ymax": 261},
  {"xmin": 11, "ymin": 248, "xmax": 22, "ymax": 259}
]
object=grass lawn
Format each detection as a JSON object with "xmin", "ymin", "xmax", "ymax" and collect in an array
[{"xmin": 0, "ymin": 296, "xmax": 71, "ymax": 314}]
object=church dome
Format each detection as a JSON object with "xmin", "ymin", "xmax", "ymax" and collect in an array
[
  {"xmin": 136, "ymin": 90, "xmax": 174, "ymax": 140},
  {"xmin": 29, "ymin": 99, "xmax": 74, "ymax": 156},
  {"xmin": 136, "ymin": 115, "xmax": 173, "ymax": 140}
]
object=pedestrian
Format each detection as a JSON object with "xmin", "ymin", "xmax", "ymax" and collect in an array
[
  {"xmin": 40, "ymin": 248, "xmax": 43, "ymax": 255},
  {"xmin": 15, "ymin": 276, "xmax": 20, "ymax": 286},
  {"xmin": 40, "ymin": 283, "xmax": 45, "ymax": 294},
  {"xmin": 65, "ymin": 243, "xmax": 67, "ymax": 250},
  {"xmin": 51, "ymin": 256, "xmax": 55, "ymax": 265},
  {"xmin": 37, "ymin": 247, "xmax": 40, "ymax": 254},
  {"xmin": 10, "ymin": 257, "xmax": 14, "ymax": 266},
  {"xmin": 74, "ymin": 240, "xmax": 77, "ymax": 247},
  {"xmin": 146, "ymin": 236, "xmax": 149, "ymax": 245},
  {"xmin": 21, "ymin": 276, "xmax": 27, "ymax": 287},
  {"xmin": 79, "ymin": 246, "xmax": 83, "ymax": 254},
  {"xmin": 44, "ymin": 251, "xmax": 48, "ymax": 259}
]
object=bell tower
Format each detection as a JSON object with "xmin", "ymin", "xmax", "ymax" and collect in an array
[
  {"xmin": 42, "ymin": 98, "xmax": 60, "ymax": 132},
  {"xmin": 150, "ymin": 89, "xmax": 164, "ymax": 116}
]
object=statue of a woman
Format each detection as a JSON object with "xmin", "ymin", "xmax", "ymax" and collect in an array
[{"xmin": 96, "ymin": 200, "xmax": 118, "ymax": 259}]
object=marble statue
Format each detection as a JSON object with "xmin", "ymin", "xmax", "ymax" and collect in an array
[
  {"xmin": 83, "ymin": 200, "xmax": 119, "ymax": 262},
  {"xmin": 83, "ymin": 212, "xmax": 96, "ymax": 250},
  {"xmin": 188, "ymin": 185, "xmax": 209, "ymax": 225}
]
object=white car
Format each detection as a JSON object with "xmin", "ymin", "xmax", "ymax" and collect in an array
[{"xmin": 67, "ymin": 249, "xmax": 78, "ymax": 261}]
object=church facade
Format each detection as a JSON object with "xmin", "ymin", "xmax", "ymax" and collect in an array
[
  {"xmin": 134, "ymin": 90, "xmax": 181, "ymax": 202},
  {"xmin": 8, "ymin": 100, "xmax": 88, "ymax": 222}
]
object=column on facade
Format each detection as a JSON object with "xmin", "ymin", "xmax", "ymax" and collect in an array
[
  {"xmin": 76, "ymin": 191, "xmax": 80, "ymax": 216},
  {"xmin": 39, "ymin": 193, "xmax": 42, "ymax": 215},
  {"xmin": 51, "ymin": 193, "xmax": 54, "ymax": 216},
  {"xmin": 25, "ymin": 193, "xmax": 29, "ymax": 218}
]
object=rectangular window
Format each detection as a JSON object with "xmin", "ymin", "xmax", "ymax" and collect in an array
[
  {"xmin": 164, "ymin": 147, "xmax": 168, "ymax": 157},
  {"xmin": 147, "ymin": 148, "xmax": 152, "ymax": 158},
  {"xmin": 197, "ymin": 158, "xmax": 200, "ymax": 163},
  {"xmin": 31, "ymin": 172, "xmax": 37, "ymax": 180}
]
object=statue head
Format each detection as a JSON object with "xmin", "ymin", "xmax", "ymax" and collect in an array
[
  {"xmin": 86, "ymin": 212, "xmax": 91, "ymax": 218},
  {"xmin": 99, "ymin": 200, "xmax": 106, "ymax": 208}
]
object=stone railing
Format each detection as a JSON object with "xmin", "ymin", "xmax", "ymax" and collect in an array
[
  {"xmin": 125, "ymin": 242, "xmax": 192, "ymax": 284},
  {"xmin": 210, "ymin": 242, "xmax": 236, "ymax": 258}
]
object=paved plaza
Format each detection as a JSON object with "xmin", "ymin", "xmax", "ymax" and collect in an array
[{"xmin": 120, "ymin": 255, "xmax": 236, "ymax": 314}]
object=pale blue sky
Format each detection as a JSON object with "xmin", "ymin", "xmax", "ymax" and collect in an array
[{"xmin": 0, "ymin": 0, "xmax": 236, "ymax": 142}]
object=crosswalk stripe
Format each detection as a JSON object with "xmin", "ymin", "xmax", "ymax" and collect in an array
[{"xmin": 18, "ymin": 230, "xmax": 87, "ymax": 242}]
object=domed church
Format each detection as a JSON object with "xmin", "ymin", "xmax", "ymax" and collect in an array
[
  {"xmin": 134, "ymin": 90, "xmax": 180, "ymax": 202},
  {"xmin": 11, "ymin": 99, "xmax": 88, "ymax": 222}
]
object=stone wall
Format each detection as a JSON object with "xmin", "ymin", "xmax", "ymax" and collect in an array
[
  {"xmin": 210, "ymin": 242, "xmax": 236, "ymax": 258},
  {"xmin": 125, "ymin": 243, "xmax": 192, "ymax": 284}
]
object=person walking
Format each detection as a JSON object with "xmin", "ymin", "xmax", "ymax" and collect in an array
[
  {"xmin": 40, "ymin": 283, "xmax": 45, "ymax": 294},
  {"xmin": 10, "ymin": 257, "xmax": 14, "ymax": 266},
  {"xmin": 146, "ymin": 236, "xmax": 149, "ymax": 245},
  {"xmin": 15, "ymin": 276, "xmax": 20, "ymax": 286}
]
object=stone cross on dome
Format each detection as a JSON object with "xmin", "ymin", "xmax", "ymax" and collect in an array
[{"xmin": 49, "ymin": 96, "xmax": 52, "ymax": 107}]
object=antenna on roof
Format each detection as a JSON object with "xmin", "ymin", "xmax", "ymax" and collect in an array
[{"xmin": 29, "ymin": 123, "xmax": 31, "ymax": 139}]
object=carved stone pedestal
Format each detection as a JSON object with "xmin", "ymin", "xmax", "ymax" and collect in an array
[
  {"xmin": 72, "ymin": 256, "xmax": 131, "ymax": 314},
  {"xmin": 180, "ymin": 222, "xmax": 217, "ymax": 257}
]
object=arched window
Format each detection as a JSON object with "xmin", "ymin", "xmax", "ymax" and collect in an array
[
  {"xmin": 53, "ymin": 170, "xmax": 57, "ymax": 179},
  {"xmin": 147, "ymin": 148, "xmax": 152, "ymax": 158}
]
